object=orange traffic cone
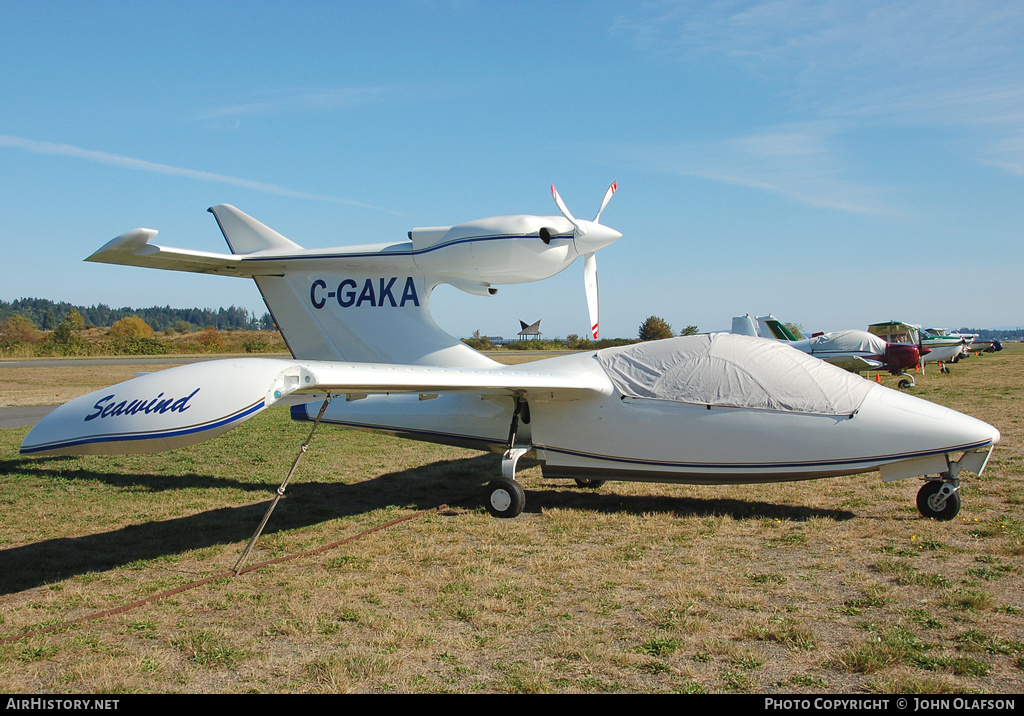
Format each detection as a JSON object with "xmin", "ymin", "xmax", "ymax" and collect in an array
[{"xmin": 875, "ymin": 373, "xmax": 881, "ymax": 383}]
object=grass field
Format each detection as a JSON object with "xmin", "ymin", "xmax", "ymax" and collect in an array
[{"xmin": 0, "ymin": 348, "xmax": 1021, "ymax": 693}]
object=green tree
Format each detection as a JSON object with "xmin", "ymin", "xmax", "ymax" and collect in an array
[
  {"xmin": 50, "ymin": 313, "xmax": 87, "ymax": 353},
  {"xmin": 638, "ymin": 316, "xmax": 674, "ymax": 341},
  {"xmin": 679, "ymin": 325, "xmax": 700, "ymax": 336},
  {"xmin": 565, "ymin": 333, "xmax": 594, "ymax": 350},
  {"xmin": 66, "ymin": 309, "xmax": 85, "ymax": 332}
]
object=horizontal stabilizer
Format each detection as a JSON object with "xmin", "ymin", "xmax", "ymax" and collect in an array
[
  {"xmin": 86, "ymin": 229, "xmax": 254, "ymax": 275},
  {"xmin": 86, "ymin": 206, "xmax": 303, "ymax": 276}
]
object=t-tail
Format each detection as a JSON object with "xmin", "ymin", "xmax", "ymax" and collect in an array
[{"xmin": 85, "ymin": 185, "xmax": 620, "ymax": 367}]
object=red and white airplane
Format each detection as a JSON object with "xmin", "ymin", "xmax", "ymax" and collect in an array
[
  {"xmin": 21, "ymin": 184, "xmax": 998, "ymax": 521},
  {"xmin": 732, "ymin": 314, "xmax": 927, "ymax": 388}
]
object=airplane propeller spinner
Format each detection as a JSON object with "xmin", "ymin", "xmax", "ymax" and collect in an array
[{"xmin": 550, "ymin": 181, "xmax": 617, "ymax": 340}]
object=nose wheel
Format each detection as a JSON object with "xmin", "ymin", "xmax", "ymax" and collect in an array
[{"xmin": 917, "ymin": 478, "xmax": 961, "ymax": 521}]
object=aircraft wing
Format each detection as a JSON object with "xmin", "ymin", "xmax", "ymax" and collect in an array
[
  {"xmin": 819, "ymin": 354, "xmax": 884, "ymax": 372},
  {"xmin": 20, "ymin": 357, "xmax": 612, "ymax": 456},
  {"xmin": 290, "ymin": 359, "xmax": 611, "ymax": 398}
]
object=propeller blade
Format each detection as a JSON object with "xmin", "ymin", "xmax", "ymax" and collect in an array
[
  {"xmin": 593, "ymin": 181, "xmax": 617, "ymax": 223},
  {"xmin": 551, "ymin": 184, "xmax": 587, "ymax": 236},
  {"xmin": 584, "ymin": 252, "xmax": 599, "ymax": 340}
]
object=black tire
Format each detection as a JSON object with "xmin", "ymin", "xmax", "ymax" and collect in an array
[
  {"xmin": 486, "ymin": 478, "xmax": 525, "ymax": 518},
  {"xmin": 574, "ymin": 479, "xmax": 605, "ymax": 489},
  {"xmin": 898, "ymin": 379, "xmax": 913, "ymax": 389},
  {"xmin": 917, "ymin": 480, "xmax": 961, "ymax": 521}
]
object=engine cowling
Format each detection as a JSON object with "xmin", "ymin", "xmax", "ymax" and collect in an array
[
  {"xmin": 884, "ymin": 343, "xmax": 923, "ymax": 372},
  {"xmin": 410, "ymin": 214, "xmax": 620, "ymax": 291}
]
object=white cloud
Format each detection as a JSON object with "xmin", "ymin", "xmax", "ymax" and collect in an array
[
  {"xmin": 616, "ymin": 1, "xmax": 1024, "ymax": 167},
  {"xmin": 604, "ymin": 0, "xmax": 1024, "ymax": 217},
  {"xmin": 200, "ymin": 86, "xmax": 391, "ymax": 120},
  {"xmin": 609, "ymin": 122, "xmax": 900, "ymax": 216},
  {"xmin": 0, "ymin": 134, "xmax": 403, "ymax": 214}
]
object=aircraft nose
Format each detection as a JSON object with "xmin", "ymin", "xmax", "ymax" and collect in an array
[
  {"xmin": 989, "ymin": 423, "xmax": 1002, "ymax": 445},
  {"xmin": 867, "ymin": 385, "xmax": 1001, "ymax": 458}
]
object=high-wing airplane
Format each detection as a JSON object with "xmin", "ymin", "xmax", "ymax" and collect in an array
[
  {"xmin": 868, "ymin": 322, "xmax": 964, "ymax": 373},
  {"xmin": 925, "ymin": 328, "xmax": 996, "ymax": 355},
  {"xmin": 731, "ymin": 314, "xmax": 926, "ymax": 387},
  {"xmin": 21, "ymin": 185, "xmax": 1000, "ymax": 522}
]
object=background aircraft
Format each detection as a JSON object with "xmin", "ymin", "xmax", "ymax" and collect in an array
[
  {"xmin": 868, "ymin": 322, "xmax": 965, "ymax": 374},
  {"xmin": 925, "ymin": 328, "xmax": 998, "ymax": 356},
  {"xmin": 20, "ymin": 187, "xmax": 999, "ymax": 521},
  {"xmin": 731, "ymin": 314, "xmax": 925, "ymax": 387}
]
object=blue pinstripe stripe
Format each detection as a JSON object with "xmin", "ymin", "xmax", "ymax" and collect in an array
[
  {"xmin": 20, "ymin": 400, "xmax": 266, "ymax": 455},
  {"xmin": 290, "ymin": 407, "xmax": 993, "ymax": 472},
  {"xmin": 239, "ymin": 233, "xmax": 572, "ymax": 263}
]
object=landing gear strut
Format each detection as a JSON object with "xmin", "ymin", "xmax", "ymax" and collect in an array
[{"xmin": 487, "ymin": 396, "xmax": 531, "ymax": 518}]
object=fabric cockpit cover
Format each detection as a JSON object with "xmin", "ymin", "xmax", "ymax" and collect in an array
[
  {"xmin": 808, "ymin": 330, "xmax": 887, "ymax": 355},
  {"xmin": 596, "ymin": 333, "xmax": 873, "ymax": 415}
]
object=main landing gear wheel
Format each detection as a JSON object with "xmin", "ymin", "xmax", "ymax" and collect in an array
[
  {"xmin": 574, "ymin": 478, "xmax": 605, "ymax": 489},
  {"xmin": 486, "ymin": 478, "xmax": 525, "ymax": 518},
  {"xmin": 917, "ymin": 479, "xmax": 961, "ymax": 521}
]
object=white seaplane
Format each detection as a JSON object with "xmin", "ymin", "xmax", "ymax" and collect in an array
[{"xmin": 21, "ymin": 184, "xmax": 1000, "ymax": 521}]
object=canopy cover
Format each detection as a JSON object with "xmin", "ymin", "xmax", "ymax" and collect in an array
[
  {"xmin": 808, "ymin": 330, "xmax": 887, "ymax": 355},
  {"xmin": 596, "ymin": 333, "xmax": 873, "ymax": 416}
]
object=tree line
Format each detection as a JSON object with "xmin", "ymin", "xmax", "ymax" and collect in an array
[{"xmin": 0, "ymin": 298, "xmax": 274, "ymax": 332}]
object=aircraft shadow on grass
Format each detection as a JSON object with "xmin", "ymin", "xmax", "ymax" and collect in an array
[{"xmin": 0, "ymin": 453, "xmax": 853, "ymax": 595}]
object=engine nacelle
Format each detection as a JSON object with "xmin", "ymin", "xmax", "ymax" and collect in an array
[{"xmin": 410, "ymin": 215, "xmax": 583, "ymax": 291}]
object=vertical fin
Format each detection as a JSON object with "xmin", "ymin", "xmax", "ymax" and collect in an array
[{"xmin": 208, "ymin": 204, "xmax": 302, "ymax": 254}]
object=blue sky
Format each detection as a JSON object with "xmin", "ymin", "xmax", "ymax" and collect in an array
[{"xmin": 2, "ymin": 1, "xmax": 1023, "ymax": 341}]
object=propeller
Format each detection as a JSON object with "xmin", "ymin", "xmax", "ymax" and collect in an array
[
  {"xmin": 594, "ymin": 180, "xmax": 617, "ymax": 223},
  {"xmin": 550, "ymin": 182, "xmax": 618, "ymax": 340},
  {"xmin": 583, "ymin": 252, "xmax": 599, "ymax": 340}
]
